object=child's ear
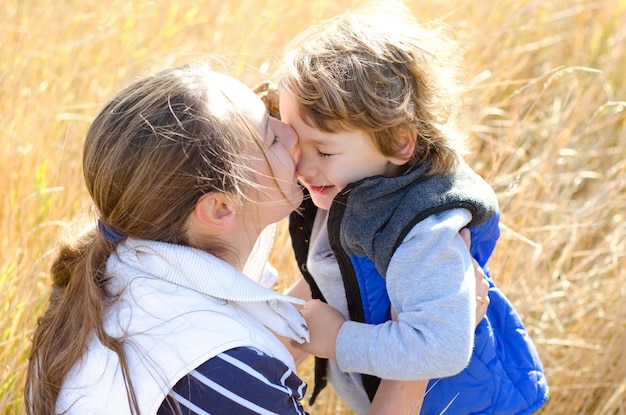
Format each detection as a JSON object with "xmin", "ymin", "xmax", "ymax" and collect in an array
[
  {"xmin": 389, "ymin": 127, "xmax": 417, "ymax": 165},
  {"xmin": 193, "ymin": 192, "xmax": 237, "ymax": 231}
]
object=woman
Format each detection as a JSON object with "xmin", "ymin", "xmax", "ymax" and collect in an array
[{"xmin": 25, "ymin": 63, "xmax": 309, "ymax": 415}]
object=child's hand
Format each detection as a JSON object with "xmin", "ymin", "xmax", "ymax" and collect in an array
[{"xmin": 291, "ymin": 299, "xmax": 345, "ymax": 360}]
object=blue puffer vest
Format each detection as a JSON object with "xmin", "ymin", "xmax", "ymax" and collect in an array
[{"xmin": 289, "ymin": 162, "xmax": 548, "ymax": 414}]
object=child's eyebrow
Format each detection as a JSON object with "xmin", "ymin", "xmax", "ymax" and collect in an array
[{"xmin": 308, "ymin": 136, "xmax": 335, "ymax": 147}]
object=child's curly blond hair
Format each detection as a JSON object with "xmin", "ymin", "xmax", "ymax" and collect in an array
[{"xmin": 279, "ymin": 0, "xmax": 468, "ymax": 176}]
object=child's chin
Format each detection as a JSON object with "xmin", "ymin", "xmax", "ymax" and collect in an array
[{"xmin": 310, "ymin": 194, "xmax": 333, "ymax": 210}]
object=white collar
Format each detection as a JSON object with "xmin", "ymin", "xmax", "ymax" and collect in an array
[{"xmin": 109, "ymin": 236, "xmax": 309, "ymax": 343}]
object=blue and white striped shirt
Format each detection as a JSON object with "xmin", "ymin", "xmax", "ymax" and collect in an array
[{"xmin": 158, "ymin": 347, "xmax": 309, "ymax": 415}]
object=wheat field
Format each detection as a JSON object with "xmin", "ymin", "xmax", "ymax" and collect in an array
[{"xmin": 1, "ymin": 0, "xmax": 625, "ymax": 414}]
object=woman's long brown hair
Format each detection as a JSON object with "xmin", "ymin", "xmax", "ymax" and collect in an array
[{"xmin": 24, "ymin": 63, "xmax": 262, "ymax": 415}]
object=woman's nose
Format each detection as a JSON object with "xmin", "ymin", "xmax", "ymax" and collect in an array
[
  {"xmin": 290, "ymin": 141, "xmax": 300, "ymax": 164},
  {"xmin": 282, "ymin": 123, "xmax": 300, "ymax": 163}
]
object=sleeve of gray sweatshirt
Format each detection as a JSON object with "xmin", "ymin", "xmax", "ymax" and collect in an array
[{"xmin": 335, "ymin": 208, "xmax": 477, "ymax": 380}]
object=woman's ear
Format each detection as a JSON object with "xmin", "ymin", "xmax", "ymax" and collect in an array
[
  {"xmin": 389, "ymin": 127, "xmax": 417, "ymax": 165},
  {"xmin": 192, "ymin": 192, "xmax": 238, "ymax": 231}
]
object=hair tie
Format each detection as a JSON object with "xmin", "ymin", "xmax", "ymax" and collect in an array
[{"xmin": 97, "ymin": 219, "xmax": 125, "ymax": 243}]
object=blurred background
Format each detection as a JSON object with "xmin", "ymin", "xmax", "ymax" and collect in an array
[{"xmin": 1, "ymin": 0, "xmax": 625, "ymax": 413}]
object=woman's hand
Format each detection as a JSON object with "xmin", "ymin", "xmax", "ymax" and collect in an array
[
  {"xmin": 290, "ymin": 299, "xmax": 345, "ymax": 360},
  {"xmin": 459, "ymin": 228, "xmax": 490, "ymax": 323}
]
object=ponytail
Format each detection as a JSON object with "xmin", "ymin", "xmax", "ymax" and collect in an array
[{"xmin": 25, "ymin": 229, "xmax": 139, "ymax": 415}]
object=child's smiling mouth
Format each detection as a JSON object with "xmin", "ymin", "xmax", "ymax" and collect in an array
[{"xmin": 307, "ymin": 184, "xmax": 335, "ymax": 194}]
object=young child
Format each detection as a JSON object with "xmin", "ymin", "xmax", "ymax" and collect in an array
[{"xmin": 277, "ymin": 2, "xmax": 549, "ymax": 414}]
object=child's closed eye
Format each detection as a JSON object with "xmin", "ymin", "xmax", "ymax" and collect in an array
[{"xmin": 316, "ymin": 149, "xmax": 333, "ymax": 158}]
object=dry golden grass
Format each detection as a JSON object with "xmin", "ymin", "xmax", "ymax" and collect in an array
[{"xmin": 1, "ymin": 0, "xmax": 624, "ymax": 414}]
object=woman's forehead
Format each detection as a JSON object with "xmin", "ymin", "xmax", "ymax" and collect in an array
[{"xmin": 207, "ymin": 73, "xmax": 266, "ymax": 124}]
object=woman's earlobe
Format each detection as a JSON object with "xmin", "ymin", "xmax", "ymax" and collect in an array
[{"xmin": 193, "ymin": 192, "xmax": 237, "ymax": 231}]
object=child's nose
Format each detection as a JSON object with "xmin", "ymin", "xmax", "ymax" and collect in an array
[{"xmin": 295, "ymin": 150, "xmax": 316, "ymax": 177}]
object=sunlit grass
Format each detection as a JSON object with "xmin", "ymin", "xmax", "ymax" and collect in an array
[{"xmin": 2, "ymin": 0, "xmax": 625, "ymax": 414}]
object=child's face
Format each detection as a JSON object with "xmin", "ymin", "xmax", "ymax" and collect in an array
[{"xmin": 280, "ymin": 90, "xmax": 403, "ymax": 210}]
